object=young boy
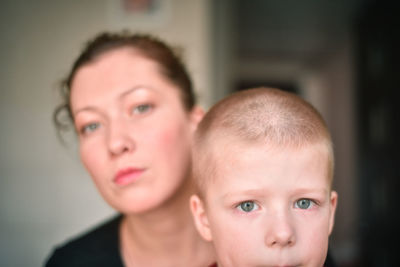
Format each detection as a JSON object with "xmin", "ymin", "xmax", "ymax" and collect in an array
[{"xmin": 190, "ymin": 87, "xmax": 338, "ymax": 267}]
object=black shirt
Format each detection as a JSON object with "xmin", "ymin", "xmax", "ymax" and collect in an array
[
  {"xmin": 45, "ymin": 214, "xmax": 124, "ymax": 267},
  {"xmin": 45, "ymin": 214, "xmax": 336, "ymax": 267}
]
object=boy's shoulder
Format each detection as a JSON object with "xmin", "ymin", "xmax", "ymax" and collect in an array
[{"xmin": 44, "ymin": 214, "xmax": 123, "ymax": 267}]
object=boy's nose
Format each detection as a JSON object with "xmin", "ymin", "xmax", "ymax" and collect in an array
[
  {"xmin": 107, "ymin": 119, "xmax": 135, "ymax": 156},
  {"xmin": 264, "ymin": 212, "xmax": 296, "ymax": 248}
]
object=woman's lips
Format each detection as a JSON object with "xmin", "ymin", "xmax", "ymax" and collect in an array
[{"xmin": 114, "ymin": 168, "xmax": 145, "ymax": 185}]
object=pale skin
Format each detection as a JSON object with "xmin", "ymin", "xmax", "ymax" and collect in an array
[
  {"xmin": 191, "ymin": 141, "xmax": 337, "ymax": 267},
  {"xmin": 70, "ymin": 48, "xmax": 215, "ymax": 266}
]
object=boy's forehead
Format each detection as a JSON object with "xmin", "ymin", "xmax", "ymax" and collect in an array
[
  {"xmin": 207, "ymin": 138, "xmax": 332, "ymax": 190},
  {"xmin": 210, "ymin": 134, "xmax": 329, "ymax": 160}
]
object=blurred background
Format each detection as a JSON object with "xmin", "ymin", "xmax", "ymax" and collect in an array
[{"xmin": 0, "ymin": 0, "xmax": 398, "ymax": 266}]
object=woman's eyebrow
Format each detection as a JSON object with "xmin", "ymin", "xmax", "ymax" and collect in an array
[
  {"xmin": 119, "ymin": 85, "xmax": 153, "ymax": 99},
  {"xmin": 73, "ymin": 106, "xmax": 101, "ymax": 117}
]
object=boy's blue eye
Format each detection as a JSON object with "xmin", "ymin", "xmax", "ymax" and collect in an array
[
  {"xmin": 295, "ymin": 199, "xmax": 313, "ymax": 209},
  {"xmin": 132, "ymin": 104, "xmax": 152, "ymax": 114},
  {"xmin": 237, "ymin": 201, "xmax": 259, "ymax": 212},
  {"xmin": 81, "ymin": 122, "xmax": 100, "ymax": 134}
]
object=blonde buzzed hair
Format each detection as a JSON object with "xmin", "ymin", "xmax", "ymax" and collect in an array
[{"xmin": 193, "ymin": 87, "xmax": 334, "ymax": 195}]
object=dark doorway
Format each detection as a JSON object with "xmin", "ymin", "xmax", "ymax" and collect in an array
[{"xmin": 356, "ymin": 0, "xmax": 400, "ymax": 266}]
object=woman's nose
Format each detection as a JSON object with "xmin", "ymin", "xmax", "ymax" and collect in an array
[
  {"xmin": 107, "ymin": 119, "xmax": 135, "ymax": 156},
  {"xmin": 264, "ymin": 211, "xmax": 296, "ymax": 248}
]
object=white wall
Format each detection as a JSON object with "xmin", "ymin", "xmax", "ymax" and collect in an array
[{"xmin": 0, "ymin": 1, "xmax": 211, "ymax": 266}]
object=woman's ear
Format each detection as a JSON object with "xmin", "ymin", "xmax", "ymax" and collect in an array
[
  {"xmin": 190, "ymin": 194, "xmax": 213, "ymax": 241},
  {"xmin": 328, "ymin": 191, "xmax": 338, "ymax": 235},
  {"xmin": 189, "ymin": 105, "xmax": 205, "ymax": 132}
]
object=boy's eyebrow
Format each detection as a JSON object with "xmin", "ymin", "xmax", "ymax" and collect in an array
[
  {"xmin": 221, "ymin": 187, "xmax": 329, "ymax": 200},
  {"xmin": 221, "ymin": 189, "xmax": 269, "ymax": 200},
  {"xmin": 291, "ymin": 187, "xmax": 329, "ymax": 195}
]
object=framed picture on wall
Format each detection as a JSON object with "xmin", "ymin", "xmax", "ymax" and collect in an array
[{"xmin": 107, "ymin": 0, "xmax": 171, "ymax": 29}]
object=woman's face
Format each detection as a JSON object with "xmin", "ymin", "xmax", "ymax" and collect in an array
[{"xmin": 70, "ymin": 48, "xmax": 201, "ymax": 214}]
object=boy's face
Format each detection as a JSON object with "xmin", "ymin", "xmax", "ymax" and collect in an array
[{"xmin": 191, "ymin": 142, "xmax": 337, "ymax": 267}]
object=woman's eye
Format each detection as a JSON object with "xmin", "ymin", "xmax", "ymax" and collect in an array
[
  {"xmin": 236, "ymin": 201, "xmax": 259, "ymax": 213},
  {"xmin": 132, "ymin": 104, "xmax": 152, "ymax": 114},
  {"xmin": 294, "ymin": 199, "xmax": 314, "ymax": 209},
  {"xmin": 81, "ymin": 122, "xmax": 100, "ymax": 134}
]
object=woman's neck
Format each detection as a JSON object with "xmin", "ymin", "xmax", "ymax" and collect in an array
[{"xmin": 120, "ymin": 178, "xmax": 215, "ymax": 267}]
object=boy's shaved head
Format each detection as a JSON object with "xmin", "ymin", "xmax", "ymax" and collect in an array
[{"xmin": 193, "ymin": 87, "xmax": 334, "ymax": 195}]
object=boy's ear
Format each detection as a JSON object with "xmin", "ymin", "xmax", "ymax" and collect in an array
[
  {"xmin": 190, "ymin": 194, "xmax": 213, "ymax": 241},
  {"xmin": 328, "ymin": 191, "xmax": 338, "ymax": 235},
  {"xmin": 189, "ymin": 105, "xmax": 205, "ymax": 132}
]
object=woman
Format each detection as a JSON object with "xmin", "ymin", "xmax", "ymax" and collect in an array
[{"xmin": 46, "ymin": 32, "xmax": 215, "ymax": 266}]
